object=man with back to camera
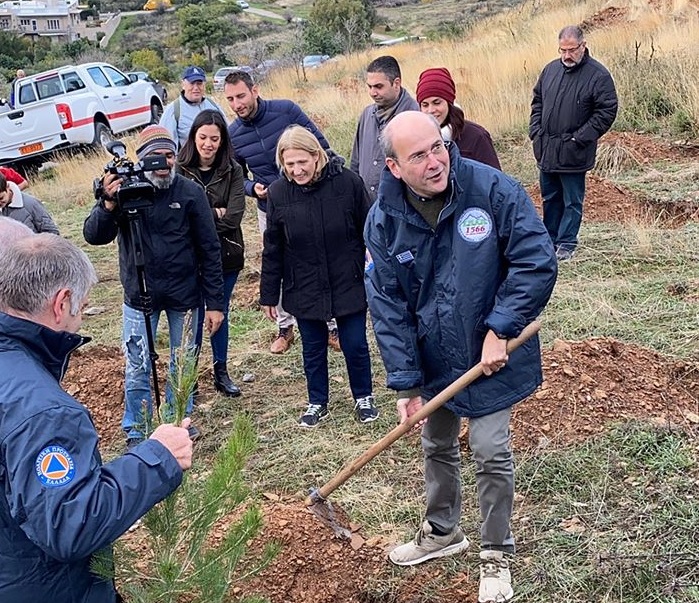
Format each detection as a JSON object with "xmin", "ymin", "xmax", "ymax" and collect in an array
[
  {"xmin": 529, "ymin": 25, "xmax": 618, "ymax": 261},
  {"xmin": 364, "ymin": 111, "xmax": 557, "ymax": 602},
  {"xmin": 350, "ymin": 55, "xmax": 418, "ymax": 202},
  {"xmin": 224, "ymin": 69, "xmax": 340, "ymax": 354},
  {"xmin": 0, "ymin": 172, "xmax": 59, "ymax": 234},
  {"xmin": 83, "ymin": 125, "xmax": 224, "ymax": 450},
  {"xmin": 0, "ymin": 233, "xmax": 193, "ymax": 603},
  {"xmin": 160, "ymin": 66, "xmax": 227, "ymax": 149}
]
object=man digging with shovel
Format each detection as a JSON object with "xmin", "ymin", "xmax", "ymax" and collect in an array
[{"xmin": 364, "ymin": 111, "xmax": 558, "ymax": 602}]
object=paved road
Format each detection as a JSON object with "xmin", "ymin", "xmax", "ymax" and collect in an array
[{"xmin": 244, "ymin": 6, "xmax": 287, "ymax": 20}]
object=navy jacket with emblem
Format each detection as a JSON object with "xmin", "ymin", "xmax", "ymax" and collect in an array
[
  {"xmin": 364, "ymin": 145, "xmax": 558, "ymax": 417},
  {"xmin": 83, "ymin": 174, "xmax": 224, "ymax": 313},
  {"xmin": 227, "ymin": 98, "xmax": 331, "ymax": 212},
  {"xmin": 0, "ymin": 312, "xmax": 183, "ymax": 602}
]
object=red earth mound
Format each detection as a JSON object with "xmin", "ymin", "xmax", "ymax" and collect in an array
[{"xmin": 63, "ymin": 336, "xmax": 698, "ymax": 602}]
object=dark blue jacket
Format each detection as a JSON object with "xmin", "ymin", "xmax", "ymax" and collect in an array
[
  {"xmin": 228, "ymin": 98, "xmax": 331, "ymax": 212},
  {"xmin": 364, "ymin": 145, "xmax": 558, "ymax": 417},
  {"xmin": 0, "ymin": 313, "xmax": 183, "ymax": 602},
  {"xmin": 83, "ymin": 174, "xmax": 224, "ymax": 313}
]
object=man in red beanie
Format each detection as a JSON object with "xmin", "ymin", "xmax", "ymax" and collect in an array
[
  {"xmin": 83, "ymin": 125, "xmax": 224, "ymax": 450},
  {"xmin": 416, "ymin": 67, "xmax": 500, "ymax": 170}
]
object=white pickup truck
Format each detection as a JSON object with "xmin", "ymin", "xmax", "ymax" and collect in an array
[{"xmin": 0, "ymin": 62, "xmax": 164, "ymax": 166}]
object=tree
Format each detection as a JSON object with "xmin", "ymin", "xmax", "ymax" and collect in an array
[
  {"xmin": 0, "ymin": 31, "xmax": 32, "ymax": 72},
  {"xmin": 130, "ymin": 48, "xmax": 170, "ymax": 81},
  {"xmin": 306, "ymin": 0, "xmax": 376, "ymax": 54},
  {"xmin": 178, "ymin": 4, "xmax": 235, "ymax": 65}
]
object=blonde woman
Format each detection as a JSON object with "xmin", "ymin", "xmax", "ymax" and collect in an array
[{"xmin": 260, "ymin": 126, "xmax": 377, "ymax": 428}]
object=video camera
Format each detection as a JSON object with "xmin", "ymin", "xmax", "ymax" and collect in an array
[{"xmin": 93, "ymin": 141, "xmax": 169, "ymax": 211}]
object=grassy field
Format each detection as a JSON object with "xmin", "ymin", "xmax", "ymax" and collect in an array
[{"xmin": 26, "ymin": 0, "xmax": 699, "ymax": 600}]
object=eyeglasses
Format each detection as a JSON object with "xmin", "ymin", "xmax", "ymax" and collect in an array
[
  {"xmin": 558, "ymin": 43, "xmax": 583, "ymax": 55},
  {"xmin": 404, "ymin": 141, "xmax": 448, "ymax": 165}
]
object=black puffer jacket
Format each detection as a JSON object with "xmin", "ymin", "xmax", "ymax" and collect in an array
[
  {"xmin": 178, "ymin": 161, "xmax": 246, "ymax": 273},
  {"xmin": 529, "ymin": 49, "xmax": 618, "ymax": 173},
  {"xmin": 261, "ymin": 157, "xmax": 371, "ymax": 321}
]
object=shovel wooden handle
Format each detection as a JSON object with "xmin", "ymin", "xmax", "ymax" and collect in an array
[{"xmin": 305, "ymin": 320, "xmax": 541, "ymax": 506}]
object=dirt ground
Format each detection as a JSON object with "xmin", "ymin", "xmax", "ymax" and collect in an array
[
  {"xmin": 62, "ymin": 129, "xmax": 699, "ymax": 602},
  {"xmin": 527, "ymin": 132, "xmax": 699, "ymax": 226},
  {"xmin": 64, "ymin": 338, "xmax": 699, "ymax": 603}
]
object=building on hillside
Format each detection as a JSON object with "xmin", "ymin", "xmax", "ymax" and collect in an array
[{"xmin": 0, "ymin": 0, "xmax": 82, "ymax": 43}]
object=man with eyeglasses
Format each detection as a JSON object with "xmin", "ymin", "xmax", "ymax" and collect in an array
[
  {"xmin": 529, "ymin": 25, "xmax": 618, "ymax": 261},
  {"xmin": 84, "ymin": 125, "xmax": 224, "ymax": 450},
  {"xmin": 364, "ymin": 111, "xmax": 557, "ymax": 603},
  {"xmin": 160, "ymin": 66, "xmax": 227, "ymax": 149}
]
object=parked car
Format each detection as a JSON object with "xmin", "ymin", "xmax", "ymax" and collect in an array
[
  {"xmin": 254, "ymin": 59, "xmax": 281, "ymax": 79},
  {"xmin": 0, "ymin": 62, "xmax": 163, "ymax": 165},
  {"xmin": 213, "ymin": 65, "xmax": 253, "ymax": 92},
  {"xmin": 128, "ymin": 71, "xmax": 167, "ymax": 103},
  {"xmin": 301, "ymin": 55, "xmax": 330, "ymax": 69},
  {"xmin": 236, "ymin": 0, "xmax": 249, "ymax": 8}
]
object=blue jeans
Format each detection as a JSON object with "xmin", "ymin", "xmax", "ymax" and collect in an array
[
  {"xmin": 296, "ymin": 309, "xmax": 372, "ymax": 405},
  {"xmin": 194, "ymin": 270, "xmax": 239, "ymax": 364},
  {"xmin": 122, "ymin": 303, "xmax": 199, "ymax": 439},
  {"xmin": 539, "ymin": 171, "xmax": 586, "ymax": 252}
]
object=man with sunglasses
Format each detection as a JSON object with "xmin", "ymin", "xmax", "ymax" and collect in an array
[
  {"xmin": 364, "ymin": 111, "xmax": 557, "ymax": 602},
  {"xmin": 529, "ymin": 25, "xmax": 618, "ymax": 261},
  {"xmin": 84, "ymin": 125, "xmax": 224, "ymax": 450}
]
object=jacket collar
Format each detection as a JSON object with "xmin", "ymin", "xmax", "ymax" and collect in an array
[
  {"xmin": 180, "ymin": 161, "xmax": 232, "ymax": 183},
  {"xmin": 0, "ymin": 312, "xmax": 89, "ymax": 382},
  {"xmin": 240, "ymin": 97, "xmax": 267, "ymax": 125},
  {"xmin": 7, "ymin": 181, "xmax": 23, "ymax": 208}
]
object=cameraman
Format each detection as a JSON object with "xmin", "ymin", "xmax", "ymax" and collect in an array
[{"xmin": 84, "ymin": 125, "xmax": 224, "ymax": 449}]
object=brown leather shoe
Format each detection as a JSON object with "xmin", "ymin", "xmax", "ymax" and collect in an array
[
  {"xmin": 270, "ymin": 325, "xmax": 295, "ymax": 354},
  {"xmin": 328, "ymin": 327, "xmax": 341, "ymax": 352}
]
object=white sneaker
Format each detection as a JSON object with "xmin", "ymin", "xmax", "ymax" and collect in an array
[
  {"xmin": 478, "ymin": 550, "xmax": 513, "ymax": 602},
  {"xmin": 389, "ymin": 520, "xmax": 469, "ymax": 566}
]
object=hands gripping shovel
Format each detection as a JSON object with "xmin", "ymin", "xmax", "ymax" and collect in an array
[{"xmin": 304, "ymin": 321, "xmax": 541, "ymax": 536}]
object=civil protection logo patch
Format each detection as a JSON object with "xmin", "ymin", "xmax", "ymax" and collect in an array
[
  {"xmin": 35, "ymin": 445, "xmax": 76, "ymax": 488},
  {"xmin": 457, "ymin": 208, "xmax": 492, "ymax": 243}
]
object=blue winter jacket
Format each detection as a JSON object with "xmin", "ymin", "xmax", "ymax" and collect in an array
[
  {"xmin": 228, "ymin": 98, "xmax": 331, "ymax": 212},
  {"xmin": 0, "ymin": 313, "xmax": 183, "ymax": 602},
  {"xmin": 364, "ymin": 145, "xmax": 558, "ymax": 417}
]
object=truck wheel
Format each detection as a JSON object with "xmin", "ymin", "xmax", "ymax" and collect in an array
[
  {"xmin": 149, "ymin": 102, "xmax": 163, "ymax": 124},
  {"xmin": 92, "ymin": 122, "xmax": 114, "ymax": 150}
]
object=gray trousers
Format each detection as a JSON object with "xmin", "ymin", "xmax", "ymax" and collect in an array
[{"xmin": 423, "ymin": 405, "xmax": 515, "ymax": 553}]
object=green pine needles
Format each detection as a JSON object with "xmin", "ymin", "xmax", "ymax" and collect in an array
[{"xmin": 112, "ymin": 315, "xmax": 278, "ymax": 601}]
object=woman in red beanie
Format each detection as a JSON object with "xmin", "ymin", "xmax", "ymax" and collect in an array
[{"xmin": 415, "ymin": 67, "xmax": 501, "ymax": 170}]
